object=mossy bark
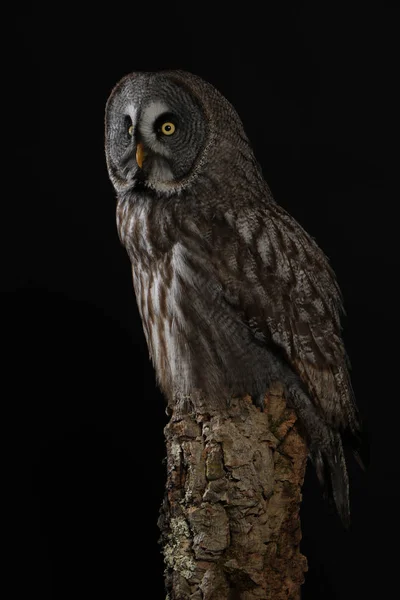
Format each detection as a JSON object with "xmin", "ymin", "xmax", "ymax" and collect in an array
[{"xmin": 158, "ymin": 383, "xmax": 308, "ymax": 600}]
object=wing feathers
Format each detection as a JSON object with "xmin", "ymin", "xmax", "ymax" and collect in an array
[{"xmin": 203, "ymin": 202, "xmax": 358, "ymax": 433}]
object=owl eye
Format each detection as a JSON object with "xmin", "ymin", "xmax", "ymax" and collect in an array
[
  {"xmin": 128, "ymin": 124, "xmax": 134, "ymax": 136},
  {"xmin": 160, "ymin": 122, "xmax": 176, "ymax": 136}
]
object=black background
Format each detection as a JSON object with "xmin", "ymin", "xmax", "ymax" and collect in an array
[{"xmin": 6, "ymin": 2, "xmax": 398, "ymax": 598}]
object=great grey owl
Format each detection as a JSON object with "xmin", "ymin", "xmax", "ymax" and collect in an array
[{"xmin": 104, "ymin": 70, "xmax": 360, "ymax": 525}]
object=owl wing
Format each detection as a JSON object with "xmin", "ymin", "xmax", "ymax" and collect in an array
[{"xmin": 207, "ymin": 202, "xmax": 358, "ymax": 431}]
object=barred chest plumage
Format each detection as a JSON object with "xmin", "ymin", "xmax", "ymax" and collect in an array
[
  {"xmin": 116, "ymin": 192, "xmax": 182, "ymax": 399},
  {"xmin": 116, "ymin": 191, "xmax": 272, "ymax": 405}
]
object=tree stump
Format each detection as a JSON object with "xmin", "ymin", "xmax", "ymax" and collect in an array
[{"xmin": 158, "ymin": 382, "xmax": 308, "ymax": 600}]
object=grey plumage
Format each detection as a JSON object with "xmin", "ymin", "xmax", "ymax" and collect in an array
[{"xmin": 104, "ymin": 70, "xmax": 360, "ymax": 525}]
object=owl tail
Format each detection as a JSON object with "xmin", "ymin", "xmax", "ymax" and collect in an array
[
  {"xmin": 286, "ymin": 380, "xmax": 351, "ymax": 527},
  {"xmin": 310, "ymin": 433, "xmax": 350, "ymax": 528}
]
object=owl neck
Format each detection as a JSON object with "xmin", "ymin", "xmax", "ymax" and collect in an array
[{"xmin": 116, "ymin": 129, "xmax": 272, "ymax": 265}]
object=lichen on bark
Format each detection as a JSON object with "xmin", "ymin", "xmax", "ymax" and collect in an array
[{"xmin": 158, "ymin": 383, "xmax": 308, "ymax": 599}]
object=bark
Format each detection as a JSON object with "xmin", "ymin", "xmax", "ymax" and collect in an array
[{"xmin": 158, "ymin": 382, "xmax": 309, "ymax": 600}]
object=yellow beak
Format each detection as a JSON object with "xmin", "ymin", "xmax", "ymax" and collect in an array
[{"xmin": 136, "ymin": 143, "xmax": 146, "ymax": 169}]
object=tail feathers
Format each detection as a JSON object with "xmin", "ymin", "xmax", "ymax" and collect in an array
[
  {"xmin": 286, "ymin": 378, "xmax": 351, "ymax": 527},
  {"xmin": 310, "ymin": 432, "xmax": 350, "ymax": 528},
  {"xmin": 342, "ymin": 424, "xmax": 369, "ymax": 473}
]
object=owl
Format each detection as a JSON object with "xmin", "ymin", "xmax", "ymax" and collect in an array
[{"xmin": 104, "ymin": 70, "xmax": 360, "ymax": 525}]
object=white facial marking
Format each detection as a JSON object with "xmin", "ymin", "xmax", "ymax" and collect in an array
[
  {"xmin": 141, "ymin": 101, "xmax": 170, "ymax": 133},
  {"xmin": 150, "ymin": 157, "xmax": 174, "ymax": 183},
  {"xmin": 125, "ymin": 103, "xmax": 138, "ymax": 127},
  {"xmin": 140, "ymin": 101, "xmax": 172, "ymax": 158}
]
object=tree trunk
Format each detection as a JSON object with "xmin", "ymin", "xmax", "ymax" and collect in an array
[{"xmin": 158, "ymin": 382, "xmax": 308, "ymax": 600}]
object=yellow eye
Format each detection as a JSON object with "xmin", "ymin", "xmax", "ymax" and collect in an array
[
  {"xmin": 128, "ymin": 124, "xmax": 134, "ymax": 136},
  {"xmin": 161, "ymin": 122, "xmax": 176, "ymax": 136}
]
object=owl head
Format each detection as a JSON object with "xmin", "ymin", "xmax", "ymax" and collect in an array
[{"xmin": 104, "ymin": 70, "xmax": 259, "ymax": 196}]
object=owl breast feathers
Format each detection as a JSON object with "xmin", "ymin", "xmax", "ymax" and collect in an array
[{"xmin": 105, "ymin": 70, "xmax": 360, "ymax": 525}]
